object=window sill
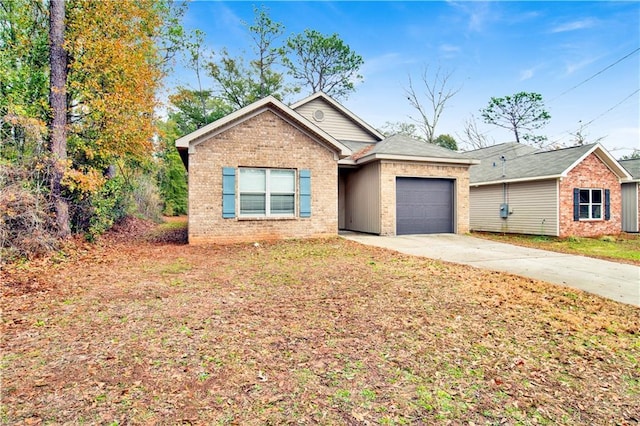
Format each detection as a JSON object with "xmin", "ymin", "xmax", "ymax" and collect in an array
[
  {"xmin": 578, "ymin": 218, "xmax": 603, "ymax": 222},
  {"xmin": 238, "ymin": 216, "xmax": 299, "ymax": 221}
]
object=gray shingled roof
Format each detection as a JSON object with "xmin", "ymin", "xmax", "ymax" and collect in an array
[
  {"xmin": 368, "ymin": 134, "xmax": 473, "ymax": 160},
  {"xmin": 460, "ymin": 142, "xmax": 539, "ymax": 160},
  {"xmin": 620, "ymin": 158, "xmax": 640, "ymax": 179},
  {"xmin": 468, "ymin": 143, "xmax": 598, "ymax": 184},
  {"xmin": 340, "ymin": 140, "xmax": 373, "ymax": 152}
]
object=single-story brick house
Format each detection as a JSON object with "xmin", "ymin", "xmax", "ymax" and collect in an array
[
  {"xmin": 176, "ymin": 92, "xmax": 478, "ymax": 244},
  {"xmin": 620, "ymin": 158, "xmax": 640, "ymax": 233},
  {"xmin": 462, "ymin": 142, "xmax": 631, "ymax": 237}
]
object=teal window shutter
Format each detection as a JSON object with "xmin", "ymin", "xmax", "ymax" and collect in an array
[
  {"xmin": 573, "ymin": 188, "xmax": 580, "ymax": 221},
  {"xmin": 299, "ymin": 169, "xmax": 311, "ymax": 218},
  {"xmin": 604, "ymin": 189, "xmax": 610, "ymax": 220},
  {"xmin": 222, "ymin": 167, "xmax": 236, "ymax": 218}
]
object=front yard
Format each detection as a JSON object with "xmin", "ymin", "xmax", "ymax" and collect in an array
[
  {"xmin": 472, "ymin": 231, "xmax": 640, "ymax": 265},
  {"xmin": 1, "ymin": 220, "xmax": 638, "ymax": 424}
]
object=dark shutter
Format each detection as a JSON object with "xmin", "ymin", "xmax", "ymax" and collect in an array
[
  {"xmin": 222, "ymin": 167, "xmax": 236, "ymax": 218},
  {"xmin": 604, "ymin": 189, "xmax": 610, "ymax": 220},
  {"xmin": 299, "ymin": 169, "xmax": 311, "ymax": 218},
  {"xmin": 573, "ymin": 188, "xmax": 580, "ymax": 221}
]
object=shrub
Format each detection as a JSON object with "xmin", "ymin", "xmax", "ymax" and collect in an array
[{"xmin": 0, "ymin": 163, "xmax": 59, "ymax": 261}]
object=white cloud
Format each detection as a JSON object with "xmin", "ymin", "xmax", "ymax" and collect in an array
[
  {"xmin": 440, "ymin": 44, "xmax": 461, "ymax": 54},
  {"xmin": 550, "ymin": 18, "xmax": 597, "ymax": 33},
  {"xmin": 447, "ymin": 1, "xmax": 495, "ymax": 33},
  {"xmin": 520, "ymin": 69, "xmax": 535, "ymax": 81},
  {"xmin": 564, "ymin": 57, "xmax": 598, "ymax": 75}
]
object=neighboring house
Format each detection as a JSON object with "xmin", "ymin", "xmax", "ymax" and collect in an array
[
  {"xmin": 463, "ymin": 142, "xmax": 632, "ymax": 237},
  {"xmin": 620, "ymin": 158, "xmax": 640, "ymax": 233},
  {"xmin": 176, "ymin": 92, "xmax": 478, "ymax": 244}
]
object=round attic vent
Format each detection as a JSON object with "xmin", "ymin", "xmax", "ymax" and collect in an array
[{"xmin": 313, "ymin": 109, "xmax": 325, "ymax": 122}]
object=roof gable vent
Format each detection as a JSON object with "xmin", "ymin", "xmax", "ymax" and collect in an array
[{"xmin": 313, "ymin": 109, "xmax": 325, "ymax": 122}]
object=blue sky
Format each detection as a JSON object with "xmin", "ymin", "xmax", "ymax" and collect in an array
[{"xmin": 169, "ymin": 1, "xmax": 640, "ymax": 157}]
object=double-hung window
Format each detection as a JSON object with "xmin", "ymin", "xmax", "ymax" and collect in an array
[
  {"xmin": 239, "ymin": 168, "xmax": 295, "ymax": 217},
  {"xmin": 578, "ymin": 188, "xmax": 603, "ymax": 220}
]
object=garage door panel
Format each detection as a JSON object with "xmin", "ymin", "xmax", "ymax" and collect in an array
[{"xmin": 396, "ymin": 178, "xmax": 453, "ymax": 234}]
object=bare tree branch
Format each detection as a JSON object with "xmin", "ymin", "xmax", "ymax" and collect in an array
[{"xmin": 405, "ymin": 65, "xmax": 461, "ymax": 143}]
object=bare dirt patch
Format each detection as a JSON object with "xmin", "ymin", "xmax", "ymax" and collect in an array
[{"xmin": 2, "ymin": 221, "xmax": 639, "ymax": 424}]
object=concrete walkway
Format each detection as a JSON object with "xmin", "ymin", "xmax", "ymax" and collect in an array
[{"xmin": 342, "ymin": 233, "xmax": 640, "ymax": 306}]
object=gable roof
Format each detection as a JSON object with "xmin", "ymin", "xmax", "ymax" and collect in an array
[
  {"xmin": 466, "ymin": 143, "xmax": 631, "ymax": 185},
  {"xmin": 175, "ymin": 96, "xmax": 352, "ymax": 168},
  {"xmin": 342, "ymin": 134, "xmax": 479, "ymax": 166},
  {"xmin": 290, "ymin": 92, "xmax": 385, "ymax": 142},
  {"xmin": 620, "ymin": 158, "xmax": 640, "ymax": 181}
]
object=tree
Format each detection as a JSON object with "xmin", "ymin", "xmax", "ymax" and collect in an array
[
  {"xmin": 207, "ymin": 6, "xmax": 290, "ymax": 108},
  {"xmin": 168, "ymin": 88, "xmax": 232, "ymax": 135},
  {"xmin": 247, "ymin": 5, "xmax": 286, "ymax": 99},
  {"xmin": 156, "ymin": 119, "xmax": 188, "ymax": 215},
  {"xmin": 282, "ymin": 29, "xmax": 363, "ymax": 100},
  {"xmin": 2, "ymin": 0, "xmax": 190, "ymax": 251},
  {"xmin": 568, "ymin": 121, "xmax": 604, "ymax": 147},
  {"xmin": 405, "ymin": 66, "xmax": 460, "ymax": 143},
  {"xmin": 480, "ymin": 92, "xmax": 550, "ymax": 145},
  {"xmin": 379, "ymin": 121, "xmax": 425, "ymax": 141},
  {"xmin": 620, "ymin": 150, "xmax": 640, "ymax": 160},
  {"xmin": 48, "ymin": 0, "xmax": 70, "ymax": 237},
  {"xmin": 433, "ymin": 134, "xmax": 458, "ymax": 151},
  {"xmin": 457, "ymin": 114, "xmax": 493, "ymax": 150},
  {"xmin": 0, "ymin": 0, "xmax": 50, "ymax": 160}
]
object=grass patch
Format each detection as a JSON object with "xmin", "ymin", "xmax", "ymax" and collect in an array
[
  {"xmin": 2, "ymin": 228, "xmax": 638, "ymax": 424},
  {"xmin": 473, "ymin": 232, "xmax": 640, "ymax": 264}
]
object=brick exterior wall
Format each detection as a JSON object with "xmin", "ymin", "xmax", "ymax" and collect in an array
[
  {"xmin": 378, "ymin": 160, "xmax": 471, "ymax": 235},
  {"xmin": 188, "ymin": 110, "xmax": 339, "ymax": 244},
  {"xmin": 558, "ymin": 153, "xmax": 622, "ymax": 237}
]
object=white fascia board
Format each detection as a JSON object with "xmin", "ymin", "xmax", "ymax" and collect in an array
[
  {"xmin": 177, "ymin": 95, "xmax": 352, "ymax": 158},
  {"xmin": 562, "ymin": 143, "xmax": 632, "ymax": 181},
  {"xmin": 175, "ymin": 96, "xmax": 278, "ymax": 148},
  {"xmin": 356, "ymin": 153, "xmax": 480, "ymax": 166},
  {"xmin": 471, "ymin": 175, "xmax": 562, "ymax": 187}
]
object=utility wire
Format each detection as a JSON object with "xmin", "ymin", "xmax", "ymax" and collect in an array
[
  {"xmin": 581, "ymin": 88, "xmax": 639, "ymax": 129},
  {"xmin": 549, "ymin": 47, "xmax": 640, "ymax": 102}
]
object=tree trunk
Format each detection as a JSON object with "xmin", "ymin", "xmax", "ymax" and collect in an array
[{"xmin": 49, "ymin": 0, "xmax": 70, "ymax": 237}]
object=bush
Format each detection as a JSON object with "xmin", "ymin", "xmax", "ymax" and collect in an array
[
  {"xmin": 0, "ymin": 163, "xmax": 59, "ymax": 261},
  {"xmin": 128, "ymin": 174, "xmax": 163, "ymax": 223}
]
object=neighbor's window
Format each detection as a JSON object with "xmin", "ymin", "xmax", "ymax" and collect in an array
[
  {"xmin": 579, "ymin": 188, "xmax": 603, "ymax": 220},
  {"xmin": 239, "ymin": 168, "xmax": 295, "ymax": 216}
]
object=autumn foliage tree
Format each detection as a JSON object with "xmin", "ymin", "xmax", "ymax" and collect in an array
[{"xmin": 1, "ymin": 0, "xmax": 187, "ymax": 256}]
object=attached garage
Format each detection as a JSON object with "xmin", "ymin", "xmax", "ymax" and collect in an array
[{"xmin": 396, "ymin": 177, "xmax": 454, "ymax": 234}]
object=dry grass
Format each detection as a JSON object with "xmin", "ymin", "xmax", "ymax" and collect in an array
[
  {"xmin": 473, "ymin": 231, "xmax": 640, "ymax": 266},
  {"xmin": 2, "ymin": 219, "xmax": 639, "ymax": 425}
]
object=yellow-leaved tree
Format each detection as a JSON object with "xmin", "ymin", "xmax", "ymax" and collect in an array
[{"xmin": 61, "ymin": 0, "xmax": 185, "ymax": 236}]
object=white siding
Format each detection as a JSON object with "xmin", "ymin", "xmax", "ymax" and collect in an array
[
  {"xmin": 621, "ymin": 182, "xmax": 639, "ymax": 232},
  {"xmin": 343, "ymin": 162, "xmax": 381, "ymax": 233},
  {"xmin": 470, "ymin": 179, "xmax": 559, "ymax": 236},
  {"xmin": 294, "ymin": 98, "xmax": 378, "ymax": 142}
]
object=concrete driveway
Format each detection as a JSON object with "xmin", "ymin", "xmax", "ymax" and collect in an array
[{"xmin": 342, "ymin": 233, "xmax": 640, "ymax": 306}]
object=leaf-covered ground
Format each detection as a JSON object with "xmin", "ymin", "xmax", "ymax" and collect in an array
[{"xmin": 2, "ymin": 218, "xmax": 639, "ymax": 425}]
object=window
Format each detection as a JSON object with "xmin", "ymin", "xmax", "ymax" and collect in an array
[
  {"xmin": 239, "ymin": 168, "xmax": 295, "ymax": 216},
  {"xmin": 578, "ymin": 188, "xmax": 603, "ymax": 220}
]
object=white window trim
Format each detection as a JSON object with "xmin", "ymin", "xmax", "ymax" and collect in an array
[
  {"xmin": 579, "ymin": 188, "xmax": 603, "ymax": 221},
  {"xmin": 238, "ymin": 168, "xmax": 296, "ymax": 218}
]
